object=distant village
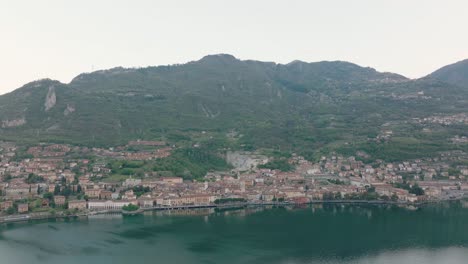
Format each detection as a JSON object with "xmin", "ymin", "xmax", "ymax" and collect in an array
[{"xmin": 1, "ymin": 139, "xmax": 468, "ymax": 221}]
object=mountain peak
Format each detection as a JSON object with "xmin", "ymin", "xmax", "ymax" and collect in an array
[{"xmin": 198, "ymin": 54, "xmax": 239, "ymax": 64}]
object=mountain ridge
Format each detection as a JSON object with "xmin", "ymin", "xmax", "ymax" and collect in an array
[
  {"xmin": 0, "ymin": 54, "xmax": 467, "ymax": 162},
  {"xmin": 427, "ymin": 58, "xmax": 468, "ymax": 87},
  {"xmin": 16, "ymin": 54, "xmax": 412, "ymax": 90},
  {"xmin": 7, "ymin": 54, "xmax": 468, "ymax": 94}
]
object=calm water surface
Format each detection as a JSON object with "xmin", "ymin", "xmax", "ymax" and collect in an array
[{"xmin": 1, "ymin": 203, "xmax": 468, "ymax": 264}]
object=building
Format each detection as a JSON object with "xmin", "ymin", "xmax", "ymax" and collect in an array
[
  {"xmin": 99, "ymin": 190, "xmax": 113, "ymax": 200},
  {"xmin": 54, "ymin": 195, "xmax": 66, "ymax": 206},
  {"xmin": 123, "ymin": 178, "xmax": 142, "ymax": 187},
  {"xmin": 161, "ymin": 177, "xmax": 183, "ymax": 184},
  {"xmin": 1, "ymin": 200, "xmax": 13, "ymax": 210},
  {"xmin": 138, "ymin": 197, "xmax": 154, "ymax": 208},
  {"xmin": 161, "ymin": 195, "xmax": 215, "ymax": 207},
  {"xmin": 123, "ymin": 190, "xmax": 137, "ymax": 200},
  {"xmin": 293, "ymin": 197, "xmax": 310, "ymax": 204},
  {"xmin": 87, "ymin": 200, "xmax": 135, "ymax": 211},
  {"xmin": 41, "ymin": 199, "xmax": 50, "ymax": 207},
  {"xmin": 85, "ymin": 188, "xmax": 101, "ymax": 199},
  {"xmin": 18, "ymin": 203, "xmax": 29, "ymax": 213},
  {"xmin": 48, "ymin": 185, "xmax": 56, "ymax": 193},
  {"xmin": 5, "ymin": 184, "xmax": 30, "ymax": 197},
  {"xmin": 68, "ymin": 200, "xmax": 87, "ymax": 210}
]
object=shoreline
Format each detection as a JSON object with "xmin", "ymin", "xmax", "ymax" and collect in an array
[{"xmin": 0, "ymin": 198, "xmax": 460, "ymax": 225}]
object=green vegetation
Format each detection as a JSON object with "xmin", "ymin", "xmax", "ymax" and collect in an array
[
  {"xmin": 272, "ymin": 197, "xmax": 286, "ymax": 202},
  {"xmin": 394, "ymin": 182, "xmax": 425, "ymax": 196},
  {"xmin": 261, "ymin": 149, "xmax": 292, "ymax": 159},
  {"xmin": 214, "ymin": 198, "xmax": 247, "ymax": 204},
  {"xmin": 11, "ymin": 151, "xmax": 34, "ymax": 162},
  {"xmin": 152, "ymin": 148, "xmax": 231, "ymax": 179},
  {"xmin": 132, "ymin": 186, "xmax": 150, "ymax": 197},
  {"xmin": 323, "ymin": 192, "xmax": 343, "ymax": 200},
  {"xmin": 43, "ymin": 192, "xmax": 54, "ymax": 200},
  {"xmin": 6, "ymin": 207, "xmax": 15, "ymax": 215},
  {"xmin": 3, "ymin": 174, "xmax": 12, "ymax": 182},
  {"xmin": 0, "ymin": 55, "xmax": 467, "ymax": 166},
  {"xmin": 108, "ymin": 160, "xmax": 146, "ymax": 177},
  {"xmin": 122, "ymin": 204, "xmax": 140, "ymax": 211},
  {"xmin": 448, "ymin": 168, "xmax": 461, "ymax": 176},
  {"xmin": 258, "ymin": 158, "xmax": 294, "ymax": 172},
  {"xmin": 25, "ymin": 173, "xmax": 44, "ymax": 184},
  {"xmin": 428, "ymin": 58, "xmax": 468, "ymax": 87},
  {"xmin": 327, "ymin": 179, "xmax": 346, "ymax": 185}
]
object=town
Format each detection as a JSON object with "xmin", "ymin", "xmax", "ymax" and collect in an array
[{"xmin": 1, "ymin": 140, "xmax": 468, "ymax": 222}]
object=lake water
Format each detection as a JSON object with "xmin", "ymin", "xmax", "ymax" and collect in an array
[{"xmin": 2, "ymin": 203, "xmax": 468, "ymax": 264}]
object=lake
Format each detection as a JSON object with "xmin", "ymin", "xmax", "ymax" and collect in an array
[{"xmin": 1, "ymin": 202, "xmax": 468, "ymax": 264}]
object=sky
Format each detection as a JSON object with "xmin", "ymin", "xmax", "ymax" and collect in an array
[{"xmin": 1, "ymin": 0, "xmax": 467, "ymax": 94}]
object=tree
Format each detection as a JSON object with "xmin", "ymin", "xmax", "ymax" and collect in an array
[
  {"xmin": 410, "ymin": 184, "xmax": 425, "ymax": 196},
  {"xmin": 366, "ymin": 186, "xmax": 376, "ymax": 193},
  {"xmin": 3, "ymin": 173, "xmax": 12, "ymax": 182},
  {"xmin": 54, "ymin": 185, "xmax": 60, "ymax": 195},
  {"xmin": 258, "ymin": 158, "xmax": 294, "ymax": 172},
  {"xmin": 122, "ymin": 204, "xmax": 140, "ymax": 211},
  {"xmin": 62, "ymin": 186, "xmax": 72, "ymax": 197},
  {"xmin": 25, "ymin": 173, "xmax": 44, "ymax": 184},
  {"xmin": 132, "ymin": 186, "xmax": 151, "ymax": 197},
  {"xmin": 391, "ymin": 194, "xmax": 399, "ymax": 201},
  {"xmin": 323, "ymin": 192, "xmax": 334, "ymax": 200},
  {"xmin": 214, "ymin": 198, "xmax": 246, "ymax": 204},
  {"xmin": 6, "ymin": 207, "xmax": 15, "ymax": 215},
  {"xmin": 43, "ymin": 192, "xmax": 54, "ymax": 200},
  {"xmin": 34, "ymin": 199, "xmax": 42, "ymax": 208},
  {"xmin": 334, "ymin": 192, "xmax": 342, "ymax": 200}
]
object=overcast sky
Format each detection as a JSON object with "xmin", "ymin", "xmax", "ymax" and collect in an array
[{"xmin": 1, "ymin": 0, "xmax": 467, "ymax": 94}]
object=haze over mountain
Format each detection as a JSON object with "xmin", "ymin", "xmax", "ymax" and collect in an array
[{"xmin": 0, "ymin": 54, "xmax": 467, "ymax": 161}]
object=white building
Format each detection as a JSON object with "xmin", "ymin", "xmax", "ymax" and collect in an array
[
  {"xmin": 123, "ymin": 178, "xmax": 142, "ymax": 187},
  {"xmin": 87, "ymin": 200, "xmax": 135, "ymax": 210}
]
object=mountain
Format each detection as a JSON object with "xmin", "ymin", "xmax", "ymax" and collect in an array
[
  {"xmin": 0, "ymin": 54, "xmax": 467, "ymax": 161},
  {"xmin": 428, "ymin": 59, "xmax": 468, "ymax": 87}
]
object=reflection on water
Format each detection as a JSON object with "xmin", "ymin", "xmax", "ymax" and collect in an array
[{"xmin": 1, "ymin": 202, "xmax": 468, "ymax": 264}]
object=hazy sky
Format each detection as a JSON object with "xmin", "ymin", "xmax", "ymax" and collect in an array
[{"xmin": 1, "ymin": 0, "xmax": 467, "ymax": 94}]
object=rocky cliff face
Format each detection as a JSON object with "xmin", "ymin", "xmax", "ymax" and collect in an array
[
  {"xmin": 44, "ymin": 86, "xmax": 56, "ymax": 111},
  {"xmin": 226, "ymin": 151, "xmax": 268, "ymax": 171}
]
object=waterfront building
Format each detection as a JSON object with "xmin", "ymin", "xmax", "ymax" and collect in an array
[
  {"xmin": 161, "ymin": 194, "xmax": 215, "ymax": 207},
  {"xmin": 68, "ymin": 200, "xmax": 87, "ymax": 210},
  {"xmin": 138, "ymin": 197, "xmax": 155, "ymax": 208},
  {"xmin": 87, "ymin": 200, "xmax": 135, "ymax": 210}
]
